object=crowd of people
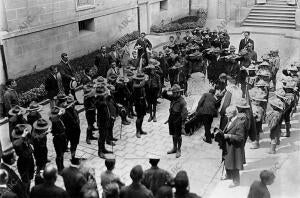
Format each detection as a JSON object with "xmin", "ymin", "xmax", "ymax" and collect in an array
[{"xmin": 0, "ymin": 26, "xmax": 299, "ymax": 197}]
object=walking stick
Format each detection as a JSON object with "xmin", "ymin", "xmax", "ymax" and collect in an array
[
  {"xmin": 220, "ymin": 160, "xmax": 225, "ymax": 180},
  {"xmin": 120, "ymin": 121, "xmax": 123, "ymax": 139}
]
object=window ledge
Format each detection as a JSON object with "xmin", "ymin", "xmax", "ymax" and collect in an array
[{"xmin": 76, "ymin": 5, "xmax": 96, "ymax": 11}]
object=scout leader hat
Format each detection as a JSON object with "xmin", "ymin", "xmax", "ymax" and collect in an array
[
  {"xmin": 27, "ymin": 101, "xmax": 43, "ymax": 112},
  {"xmin": 257, "ymin": 69, "xmax": 271, "ymax": 77},
  {"xmin": 12, "ymin": 124, "xmax": 32, "ymax": 139},
  {"xmin": 270, "ymin": 97, "xmax": 284, "ymax": 111},
  {"xmin": 170, "ymin": 62, "xmax": 184, "ymax": 70},
  {"xmin": 258, "ymin": 61, "xmax": 270, "ymax": 68},
  {"xmin": 54, "ymin": 93, "xmax": 68, "ymax": 101},
  {"xmin": 255, "ymin": 79, "xmax": 270, "ymax": 87},
  {"xmin": 8, "ymin": 105, "xmax": 26, "ymax": 116},
  {"xmin": 126, "ymin": 70, "xmax": 135, "ymax": 80},
  {"xmin": 93, "ymin": 76, "xmax": 107, "ymax": 85},
  {"xmin": 49, "ymin": 106, "xmax": 65, "ymax": 118},
  {"xmin": 33, "ymin": 118, "xmax": 51, "ymax": 132},
  {"xmin": 236, "ymin": 98, "xmax": 250, "ymax": 109},
  {"xmin": 95, "ymin": 85, "xmax": 109, "ymax": 97},
  {"xmin": 107, "ymin": 73, "xmax": 118, "ymax": 82},
  {"xmin": 60, "ymin": 95, "xmax": 76, "ymax": 109},
  {"xmin": 133, "ymin": 72, "xmax": 148, "ymax": 81},
  {"xmin": 219, "ymin": 73, "xmax": 227, "ymax": 80},
  {"xmin": 116, "ymin": 76, "xmax": 129, "ymax": 84},
  {"xmin": 168, "ymin": 84, "xmax": 184, "ymax": 93}
]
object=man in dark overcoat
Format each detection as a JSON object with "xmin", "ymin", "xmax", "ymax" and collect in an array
[
  {"xmin": 222, "ymin": 106, "xmax": 246, "ymax": 188},
  {"xmin": 95, "ymin": 46, "xmax": 111, "ymax": 78},
  {"xmin": 134, "ymin": 32, "xmax": 152, "ymax": 66},
  {"xmin": 162, "ymin": 84, "xmax": 188, "ymax": 158},
  {"xmin": 238, "ymin": 31, "xmax": 254, "ymax": 52}
]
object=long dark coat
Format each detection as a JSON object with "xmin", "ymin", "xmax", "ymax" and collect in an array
[
  {"xmin": 224, "ymin": 117, "xmax": 246, "ymax": 170},
  {"xmin": 94, "ymin": 53, "xmax": 110, "ymax": 77}
]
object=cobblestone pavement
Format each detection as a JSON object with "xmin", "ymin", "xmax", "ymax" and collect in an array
[{"xmin": 37, "ymin": 72, "xmax": 222, "ymax": 196}]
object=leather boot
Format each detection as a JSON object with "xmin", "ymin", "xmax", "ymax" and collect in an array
[
  {"xmin": 86, "ymin": 129, "xmax": 91, "ymax": 145},
  {"xmin": 140, "ymin": 118, "xmax": 147, "ymax": 135},
  {"xmin": 152, "ymin": 105, "xmax": 157, "ymax": 122},
  {"xmin": 167, "ymin": 137, "xmax": 177, "ymax": 154},
  {"xmin": 268, "ymin": 143, "xmax": 276, "ymax": 154},
  {"xmin": 56, "ymin": 158, "xmax": 62, "ymax": 173},
  {"xmin": 136, "ymin": 119, "xmax": 141, "ymax": 138},
  {"xmin": 282, "ymin": 122, "xmax": 291, "ymax": 137},
  {"xmin": 148, "ymin": 105, "xmax": 153, "ymax": 122},
  {"xmin": 176, "ymin": 136, "xmax": 182, "ymax": 158}
]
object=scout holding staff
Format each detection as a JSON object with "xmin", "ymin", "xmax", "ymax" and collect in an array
[{"xmin": 162, "ymin": 84, "xmax": 188, "ymax": 158}]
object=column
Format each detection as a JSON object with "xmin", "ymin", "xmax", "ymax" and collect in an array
[
  {"xmin": 207, "ymin": 0, "xmax": 218, "ymax": 20},
  {"xmin": 0, "ymin": 0, "xmax": 7, "ymax": 31}
]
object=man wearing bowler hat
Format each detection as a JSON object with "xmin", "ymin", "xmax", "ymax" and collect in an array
[{"xmin": 162, "ymin": 84, "xmax": 188, "ymax": 158}]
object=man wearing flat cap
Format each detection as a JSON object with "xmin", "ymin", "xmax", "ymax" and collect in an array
[{"xmin": 162, "ymin": 84, "xmax": 188, "ymax": 158}]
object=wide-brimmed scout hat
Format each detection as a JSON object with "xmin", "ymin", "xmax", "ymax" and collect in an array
[
  {"xmin": 255, "ymin": 79, "xmax": 270, "ymax": 87},
  {"xmin": 247, "ymin": 64, "xmax": 257, "ymax": 71},
  {"xmin": 270, "ymin": 98, "xmax": 284, "ymax": 110},
  {"xmin": 170, "ymin": 62, "xmax": 184, "ymax": 70},
  {"xmin": 133, "ymin": 72, "xmax": 147, "ymax": 81},
  {"xmin": 168, "ymin": 84, "xmax": 184, "ymax": 93},
  {"xmin": 286, "ymin": 65, "xmax": 298, "ymax": 72},
  {"xmin": 83, "ymin": 85, "xmax": 95, "ymax": 98},
  {"xmin": 283, "ymin": 81, "xmax": 296, "ymax": 89},
  {"xmin": 116, "ymin": 76, "xmax": 129, "ymax": 84},
  {"xmin": 33, "ymin": 118, "xmax": 50, "ymax": 132},
  {"xmin": 8, "ymin": 106, "xmax": 26, "ymax": 116},
  {"xmin": 106, "ymin": 84, "xmax": 116, "ymax": 92},
  {"xmin": 60, "ymin": 95, "xmax": 75, "ymax": 109},
  {"xmin": 275, "ymin": 88, "xmax": 288, "ymax": 100},
  {"xmin": 259, "ymin": 61, "xmax": 270, "ymax": 67},
  {"xmin": 27, "ymin": 101, "xmax": 43, "ymax": 112},
  {"xmin": 69, "ymin": 79, "xmax": 78, "ymax": 90},
  {"xmin": 93, "ymin": 76, "xmax": 107, "ymax": 85},
  {"xmin": 261, "ymin": 54, "xmax": 271, "ymax": 61},
  {"xmin": 95, "ymin": 85, "xmax": 109, "ymax": 97},
  {"xmin": 229, "ymin": 45, "xmax": 236, "ymax": 52},
  {"xmin": 49, "ymin": 106, "xmax": 65, "ymax": 118},
  {"xmin": 12, "ymin": 124, "xmax": 32, "ymax": 139},
  {"xmin": 257, "ymin": 69, "xmax": 271, "ymax": 77},
  {"xmin": 107, "ymin": 74, "xmax": 118, "ymax": 82},
  {"xmin": 236, "ymin": 98, "xmax": 250, "ymax": 109},
  {"xmin": 54, "ymin": 93, "xmax": 68, "ymax": 101},
  {"xmin": 126, "ymin": 71, "xmax": 135, "ymax": 79}
]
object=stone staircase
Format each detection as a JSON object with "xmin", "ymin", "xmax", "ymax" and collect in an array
[{"xmin": 242, "ymin": 0, "xmax": 297, "ymax": 29}]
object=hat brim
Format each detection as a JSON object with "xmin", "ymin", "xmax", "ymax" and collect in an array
[
  {"xmin": 270, "ymin": 103, "xmax": 283, "ymax": 110},
  {"xmin": 236, "ymin": 104, "xmax": 250, "ymax": 108},
  {"xmin": 251, "ymin": 97, "xmax": 267, "ymax": 102},
  {"xmin": 53, "ymin": 95, "xmax": 68, "ymax": 101},
  {"xmin": 8, "ymin": 107, "xmax": 26, "ymax": 116},
  {"xmin": 93, "ymin": 78, "xmax": 107, "ymax": 84},
  {"xmin": 69, "ymin": 81, "xmax": 78, "ymax": 90},
  {"xmin": 12, "ymin": 124, "xmax": 32, "ymax": 139},
  {"xmin": 116, "ymin": 77, "xmax": 129, "ymax": 84},
  {"xmin": 275, "ymin": 93, "xmax": 287, "ymax": 100},
  {"xmin": 27, "ymin": 105, "xmax": 43, "ymax": 112},
  {"xmin": 33, "ymin": 120, "xmax": 51, "ymax": 131},
  {"xmin": 49, "ymin": 108, "xmax": 65, "ymax": 117}
]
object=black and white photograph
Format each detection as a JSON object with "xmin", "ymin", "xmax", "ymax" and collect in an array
[{"xmin": 0, "ymin": 0, "xmax": 299, "ymax": 197}]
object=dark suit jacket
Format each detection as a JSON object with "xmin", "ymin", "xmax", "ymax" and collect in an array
[
  {"xmin": 196, "ymin": 93, "xmax": 217, "ymax": 116},
  {"xmin": 58, "ymin": 61, "xmax": 74, "ymax": 79},
  {"xmin": 224, "ymin": 117, "xmax": 246, "ymax": 170},
  {"xmin": 61, "ymin": 167, "xmax": 87, "ymax": 198},
  {"xmin": 30, "ymin": 183, "xmax": 69, "ymax": 198},
  {"xmin": 109, "ymin": 51, "xmax": 121, "ymax": 66},
  {"xmin": 95, "ymin": 53, "xmax": 110, "ymax": 77},
  {"xmin": 45, "ymin": 73, "xmax": 68, "ymax": 99},
  {"xmin": 239, "ymin": 38, "xmax": 254, "ymax": 52}
]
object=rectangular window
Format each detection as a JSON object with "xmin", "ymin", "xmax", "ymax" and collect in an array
[
  {"xmin": 160, "ymin": 0, "xmax": 168, "ymax": 11},
  {"xmin": 78, "ymin": 18, "xmax": 95, "ymax": 34},
  {"xmin": 76, "ymin": 0, "xmax": 95, "ymax": 11}
]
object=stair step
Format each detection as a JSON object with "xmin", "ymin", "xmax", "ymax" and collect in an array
[
  {"xmin": 267, "ymin": 2, "xmax": 290, "ymax": 5},
  {"xmin": 255, "ymin": 4, "xmax": 297, "ymax": 8},
  {"xmin": 249, "ymin": 13, "xmax": 295, "ymax": 18},
  {"xmin": 242, "ymin": 22, "xmax": 295, "ymax": 29},
  {"xmin": 247, "ymin": 16, "xmax": 295, "ymax": 21},
  {"xmin": 252, "ymin": 7, "xmax": 296, "ymax": 11},
  {"xmin": 244, "ymin": 19, "xmax": 295, "ymax": 25},
  {"xmin": 251, "ymin": 10, "xmax": 296, "ymax": 14}
]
